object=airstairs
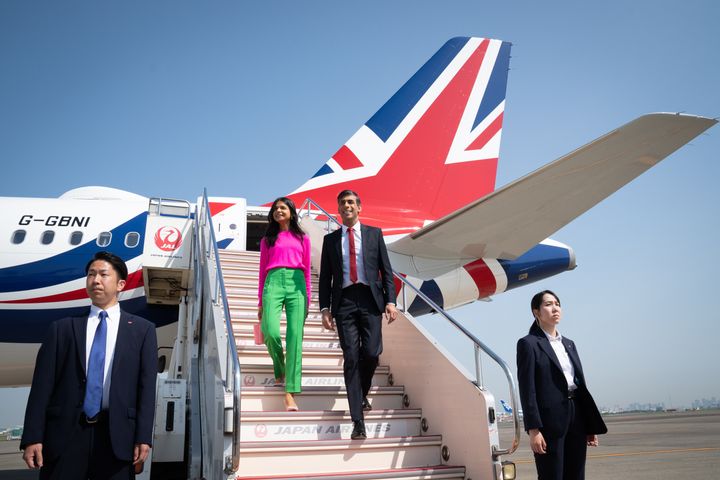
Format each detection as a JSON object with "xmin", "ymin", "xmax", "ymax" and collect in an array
[
  {"xmin": 222, "ymin": 249, "xmax": 465, "ymax": 479},
  {"xmin": 169, "ymin": 192, "xmax": 520, "ymax": 480}
]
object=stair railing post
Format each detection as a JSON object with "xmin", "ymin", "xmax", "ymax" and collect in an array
[
  {"xmin": 474, "ymin": 344, "xmax": 484, "ymax": 388},
  {"xmin": 200, "ymin": 189, "xmax": 242, "ymax": 474}
]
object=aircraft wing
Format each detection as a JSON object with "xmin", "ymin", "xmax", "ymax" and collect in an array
[{"xmin": 388, "ymin": 113, "xmax": 716, "ymax": 277}]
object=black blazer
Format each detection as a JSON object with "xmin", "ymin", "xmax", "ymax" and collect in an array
[
  {"xmin": 319, "ymin": 223, "xmax": 396, "ymax": 316},
  {"xmin": 21, "ymin": 310, "xmax": 158, "ymax": 462},
  {"xmin": 516, "ymin": 323, "xmax": 606, "ymax": 438}
]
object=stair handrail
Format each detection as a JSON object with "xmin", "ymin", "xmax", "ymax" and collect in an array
[
  {"xmin": 198, "ymin": 189, "xmax": 242, "ymax": 473},
  {"xmin": 298, "ymin": 197, "xmax": 520, "ymax": 457}
]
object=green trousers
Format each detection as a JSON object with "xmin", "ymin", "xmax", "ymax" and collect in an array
[{"xmin": 261, "ymin": 268, "xmax": 307, "ymax": 393}]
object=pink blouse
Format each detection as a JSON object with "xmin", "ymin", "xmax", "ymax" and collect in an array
[{"xmin": 258, "ymin": 231, "xmax": 311, "ymax": 307}]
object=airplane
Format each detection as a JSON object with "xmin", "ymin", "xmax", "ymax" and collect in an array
[{"xmin": 0, "ymin": 36, "xmax": 715, "ymax": 388}]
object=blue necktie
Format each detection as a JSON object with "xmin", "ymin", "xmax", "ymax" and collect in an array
[{"xmin": 83, "ymin": 310, "xmax": 107, "ymax": 418}]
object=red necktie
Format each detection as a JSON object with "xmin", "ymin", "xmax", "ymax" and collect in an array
[{"xmin": 348, "ymin": 227, "xmax": 358, "ymax": 283}]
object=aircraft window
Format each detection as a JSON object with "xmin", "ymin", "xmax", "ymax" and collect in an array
[
  {"xmin": 70, "ymin": 231, "xmax": 83, "ymax": 246},
  {"xmin": 125, "ymin": 232, "xmax": 140, "ymax": 248},
  {"xmin": 96, "ymin": 232, "xmax": 112, "ymax": 247},
  {"xmin": 41, "ymin": 230, "xmax": 55, "ymax": 245},
  {"xmin": 229, "ymin": 223, "xmax": 237, "ymax": 230},
  {"xmin": 11, "ymin": 230, "xmax": 27, "ymax": 244}
]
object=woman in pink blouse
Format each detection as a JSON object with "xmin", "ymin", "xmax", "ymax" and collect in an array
[{"xmin": 257, "ymin": 197, "xmax": 311, "ymax": 411}]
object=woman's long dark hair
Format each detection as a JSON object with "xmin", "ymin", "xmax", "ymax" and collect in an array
[{"xmin": 263, "ymin": 197, "xmax": 305, "ymax": 247}]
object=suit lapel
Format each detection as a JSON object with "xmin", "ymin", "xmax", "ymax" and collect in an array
[
  {"xmin": 112, "ymin": 311, "xmax": 131, "ymax": 379},
  {"xmin": 537, "ymin": 334, "xmax": 563, "ymax": 373},
  {"xmin": 333, "ymin": 229, "xmax": 343, "ymax": 273},
  {"xmin": 562, "ymin": 337, "xmax": 584, "ymax": 384},
  {"xmin": 73, "ymin": 313, "xmax": 89, "ymax": 374},
  {"xmin": 360, "ymin": 224, "xmax": 370, "ymax": 277}
]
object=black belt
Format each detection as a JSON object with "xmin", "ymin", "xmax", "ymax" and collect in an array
[
  {"xmin": 343, "ymin": 283, "xmax": 369, "ymax": 291},
  {"xmin": 80, "ymin": 411, "xmax": 108, "ymax": 425},
  {"xmin": 568, "ymin": 389, "xmax": 577, "ymax": 399}
]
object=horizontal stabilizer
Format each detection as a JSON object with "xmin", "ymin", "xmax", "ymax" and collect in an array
[{"xmin": 388, "ymin": 113, "xmax": 716, "ymax": 271}]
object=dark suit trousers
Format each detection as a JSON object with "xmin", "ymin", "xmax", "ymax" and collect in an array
[
  {"xmin": 334, "ymin": 284, "xmax": 383, "ymax": 422},
  {"xmin": 39, "ymin": 415, "xmax": 133, "ymax": 480},
  {"xmin": 534, "ymin": 397, "xmax": 588, "ymax": 480}
]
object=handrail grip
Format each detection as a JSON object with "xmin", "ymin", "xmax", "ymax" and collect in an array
[
  {"xmin": 199, "ymin": 189, "xmax": 242, "ymax": 473},
  {"xmin": 298, "ymin": 197, "xmax": 520, "ymax": 457}
]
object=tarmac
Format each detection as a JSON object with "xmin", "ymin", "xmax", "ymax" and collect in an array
[
  {"xmin": 500, "ymin": 409, "xmax": 720, "ymax": 479},
  {"xmin": 1, "ymin": 409, "xmax": 718, "ymax": 479}
]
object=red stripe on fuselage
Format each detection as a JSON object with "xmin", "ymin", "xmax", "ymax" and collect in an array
[
  {"xmin": 0, "ymin": 270, "xmax": 144, "ymax": 304},
  {"xmin": 463, "ymin": 259, "xmax": 497, "ymax": 299}
]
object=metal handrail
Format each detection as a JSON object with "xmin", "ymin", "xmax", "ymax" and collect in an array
[
  {"xmin": 298, "ymin": 197, "xmax": 520, "ymax": 457},
  {"xmin": 198, "ymin": 189, "xmax": 242, "ymax": 473}
]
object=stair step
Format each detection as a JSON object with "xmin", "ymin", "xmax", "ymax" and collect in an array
[
  {"xmin": 220, "ymin": 249, "xmax": 260, "ymax": 256},
  {"xmin": 240, "ymin": 409, "xmax": 422, "ymax": 441},
  {"xmin": 237, "ymin": 347, "xmax": 344, "ymax": 368},
  {"xmin": 228, "ymin": 308, "xmax": 322, "ymax": 318},
  {"xmin": 239, "ymin": 386, "xmax": 404, "ymax": 411},
  {"xmin": 235, "ymin": 465, "xmax": 465, "ymax": 480},
  {"xmin": 240, "ymin": 365, "xmax": 389, "ymax": 388},
  {"xmin": 237, "ymin": 337, "xmax": 342, "ymax": 350},
  {"xmin": 238, "ymin": 353, "xmax": 341, "ymax": 367},
  {"xmin": 234, "ymin": 322, "xmax": 333, "ymax": 337},
  {"xmin": 236, "ymin": 436, "xmax": 443, "ymax": 477},
  {"xmin": 234, "ymin": 327, "xmax": 338, "ymax": 341},
  {"xmin": 226, "ymin": 288, "xmax": 321, "ymax": 302}
]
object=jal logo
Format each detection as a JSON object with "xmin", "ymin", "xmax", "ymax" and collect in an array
[
  {"xmin": 154, "ymin": 226, "xmax": 183, "ymax": 252},
  {"xmin": 255, "ymin": 424, "xmax": 267, "ymax": 438},
  {"xmin": 244, "ymin": 375, "xmax": 256, "ymax": 386}
]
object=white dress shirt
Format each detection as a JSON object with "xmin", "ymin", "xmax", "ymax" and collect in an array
[
  {"xmin": 86, "ymin": 303, "xmax": 120, "ymax": 410},
  {"xmin": 545, "ymin": 330, "xmax": 577, "ymax": 391},
  {"xmin": 341, "ymin": 222, "xmax": 369, "ymax": 288}
]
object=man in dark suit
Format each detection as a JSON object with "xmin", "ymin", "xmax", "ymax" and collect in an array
[
  {"xmin": 319, "ymin": 190, "xmax": 397, "ymax": 440},
  {"xmin": 21, "ymin": 251, "xmax": 158, "ymax": 479}
]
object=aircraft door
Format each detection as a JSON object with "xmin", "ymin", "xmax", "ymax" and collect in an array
[{"xmin": 206, "ymin": 197, "xmax": 247, "ymax": 251}]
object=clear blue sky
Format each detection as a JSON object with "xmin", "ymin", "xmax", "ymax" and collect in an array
[{"xmin": 1, "ymin": 1, "xmax": 718, "ymax": 426}]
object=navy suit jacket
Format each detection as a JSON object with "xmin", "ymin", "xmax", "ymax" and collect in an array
[
  {"xmin": 319, "ymin": 223, "xmax": 396, "ymax": 316},
  {"xmin": 21, "ymin": 309, "xmax": 158, "ymax": 462},
  {"xmin": 516, "ymin": 323, "xmax": 606, "ymax": 438}
]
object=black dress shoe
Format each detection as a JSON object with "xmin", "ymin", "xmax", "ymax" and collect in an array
[
  {"xmin": 351, "ymin": 420, "xmax": 366, "ymax": 440},
  {"xmin": 362, "ymin": 397, "xmax": 372, "ymax": 411}
]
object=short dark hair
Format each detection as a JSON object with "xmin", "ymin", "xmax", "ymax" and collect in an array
[
  {"xmin": 337, "ymin": 189, "xmax": 361, "ymax": 205},
  {"xmin": 85, "ymin": 251, "xmax": 129, "ymax": 280}
]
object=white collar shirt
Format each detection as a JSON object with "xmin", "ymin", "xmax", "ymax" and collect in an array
[
  {"xmin": 341, "ymin": 222, "xmax": 368, "ymax": 288},
  {"xmin": 544, "ymin": 329, "xmax": 577, "ymax": 391},
  {"xmin": 86, "ymin": 303, "xmax": 121, "ymax": 410}
]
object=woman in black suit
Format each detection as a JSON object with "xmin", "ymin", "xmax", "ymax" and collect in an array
[{"xmin": 516, "ymin": 290, "xmax": 607, "ymax": 480}]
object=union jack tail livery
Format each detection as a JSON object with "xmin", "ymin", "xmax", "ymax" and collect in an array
[{"xmin": 288, "ymin": 37, "xmax": 511, "ymax": 233}]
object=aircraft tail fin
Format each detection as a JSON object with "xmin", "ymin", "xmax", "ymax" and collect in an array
[{"xmin": 287, "ymin": 37, "xmax": 512, "ymax": 234}]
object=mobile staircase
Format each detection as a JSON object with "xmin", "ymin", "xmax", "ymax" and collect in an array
[{"xmin": 164, "ymin": 192, "xmax": 520, "ymax": 480}]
